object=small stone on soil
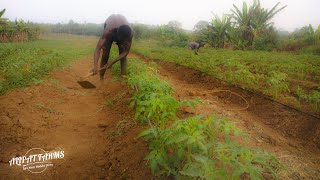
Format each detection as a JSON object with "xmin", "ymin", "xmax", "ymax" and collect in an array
[
  {"xmin": 17, "ymin": 99, "xmax": 24, "ymax": 105},
  {"xmin": 97, "ymin": 123, "xmax": 108, "ymax": 128},
  {"xmin": 95, "ymin": 159, "xmax": 108, "ymax": 167}
]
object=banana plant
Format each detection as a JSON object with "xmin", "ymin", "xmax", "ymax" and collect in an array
[
  {"xmin": 210, "ymin": 14, "xmax": 231, "ymax": 48},
  {"xmin": 231, "ymin": 0, "xmax": 286, "ymax": 46},
  {"xmin": 230, "ymin": 1, "xmax": 256, "ymax": 46},
  {"xmin": 15, "ymin": 19, "xmax": 26, "ymax": 32},
  {"xmin": 251, "ymin": 0, "xmax": 287, "ymax": 36},
  {"xmin": 0, "ymin": 9, "xmax": 8, "ymax": 31}
]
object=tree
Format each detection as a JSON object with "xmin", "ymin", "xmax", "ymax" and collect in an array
[
  {"xmin": 0, "ymin": 9, "xmax": 8, "ymax": 31},
  {"xmin": 230, "ymin": 0, "xmax": 286, "ymax": 48},
  {"xmin": 251, "ymin": 0, "xmax": 287, "ymax": 35},
  {"xmin": 156, "ymin": 21, "xmax": 189, "ymax": 47},
  {"xmin": 192, "ymin": 20, "xmax": 209, "ymax": 43},
  {"xmin": 230, "ymin": 1, "xmax": 255, "ymax": 46},
  {"xmin": 206, "ymin": 14, "xmax": 231, "ymax": 48},
  {"xmin": 316, "ymin": 25, "xmax": 320, "ymax": 41},
  {"xmin": 193, "ymin": 20, "xmax": 209, "ymax": 32},
  {"xmin": 167, "ymin": 20, "xmax": 182, "ymax": 31},
  {"xmin": 292, "ymin": 25, "xmax": 316, "ymax": 45}
]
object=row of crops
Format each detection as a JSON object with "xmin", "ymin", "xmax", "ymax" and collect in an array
[
  {"xmin": 131, "ymin": 40, "xmax": 320, "ymax": 113},
  {"xmin": 117, "ymin": 57, "xmax": 282, "ymax": 179}
]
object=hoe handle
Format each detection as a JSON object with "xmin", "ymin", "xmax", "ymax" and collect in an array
[{"xmin": 85, "ymin": 65, "xmax": 109, "ymax": 77}]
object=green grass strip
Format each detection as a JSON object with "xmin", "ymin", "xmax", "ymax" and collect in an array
[{"xmin": 0, "ymin": 35, "xmax": 97, "ymax": 95}]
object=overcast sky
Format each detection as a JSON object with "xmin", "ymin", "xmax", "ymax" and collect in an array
[{"xmin": 1, "ymin": 0, "xmax": 319, "ymax": 31}]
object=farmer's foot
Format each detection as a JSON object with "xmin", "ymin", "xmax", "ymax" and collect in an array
[{"xmin": 97, "ymin": 76, "xmax": 104, "ymax": 86}]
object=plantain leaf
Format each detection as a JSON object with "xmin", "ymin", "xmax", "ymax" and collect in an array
[{"xmin": 0, "ymin": 9, "xmax": 5, "ymax": 17}]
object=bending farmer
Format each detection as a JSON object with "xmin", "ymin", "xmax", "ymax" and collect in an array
[
  {"xmin": 188, "ymin": 42, "xmax": 204, "ymax": 55},
  {"xmin": 92, "ymin": 14, "xmax": 133, "ymax": 79}
]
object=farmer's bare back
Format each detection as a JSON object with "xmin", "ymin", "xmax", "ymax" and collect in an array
[{"xmin": 92, "ymin": 14, "xmax": 133, "ymax": 80}]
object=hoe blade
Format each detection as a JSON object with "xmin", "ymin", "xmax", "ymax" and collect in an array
[{"xmin": 77, "ymin": 81, "xmax": 96, "ymax": 89}]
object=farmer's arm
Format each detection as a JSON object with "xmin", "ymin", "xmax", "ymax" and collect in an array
[
  {"xmin": 92, "ymin": 30, "xmax": 112, "ymax": 74},
  {"xmin": 94, "ymin": 38, "xmax": 105, "ymax": 66},
  {"xmin": 107, "ymin": 40, "xmax": 132, "ymax": 68}
]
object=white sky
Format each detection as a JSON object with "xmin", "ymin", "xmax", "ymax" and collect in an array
[{"xmin": 1, "ymin": 0, "xmax": 319, "ymax": 31}]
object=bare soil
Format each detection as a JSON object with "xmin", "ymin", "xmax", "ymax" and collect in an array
[
  {"xmin": 0, "ymin": 58, "xmax": 152, "ymax": 179},
  {"xmin": 1, "ymin": 53, "xmax": 319, "ymax": 179}
]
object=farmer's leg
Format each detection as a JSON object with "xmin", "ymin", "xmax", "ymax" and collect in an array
[
  {"xmin": 194, "ymin": 49, "xmax": 198, "ymax": 55},
  {"xmin": 100, "ymin": 41, "xmax": 112, "ymax": 80},
  {"xmin": 120, "ymin": 58, "xmax": 127, "ymax": 75},
  {"xmin": 118, "ymin": 45, "xmax": 128, "ymax": 76}
]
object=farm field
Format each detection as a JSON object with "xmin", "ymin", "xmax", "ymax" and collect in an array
[
  {"xmin": 0, "ymin": 35, "xmax": 320, "ymax": 179},
  {"xmin": 0, "ymin": 34, "xmax": 97, "ymax": 95},
  {"xmin": 132, "ymin": 40, "xmax": 320, "ymax": 115}
]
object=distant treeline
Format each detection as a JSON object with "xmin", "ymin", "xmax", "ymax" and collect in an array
[
  {"xmin": 42, "ymin": 17, "xmax": 320, "ymax": 55},
  {"xmin": 0, "ymin": 9, "xmax": 41, "ymax": 42},
  {"xmin": 40, "ymin": 20, "xmax": 104, "ymax": 37},
  {"xmin": 2, "ymin": 0, "xmax": 319, "ymax": 54},
  {"xmin": 129, "ymin": 0, "xmax": 320, "ymax": 55},
  {"xmin": 41, "ymin": 20, "xmax": 190, "ymax": 47},
  {"xmin": 279, "ymin": 25, "xmax": 320, "ymax": 55}
]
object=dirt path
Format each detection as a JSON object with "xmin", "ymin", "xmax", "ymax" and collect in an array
[
  {"xmin": 0, "ymin": 58, "xmax": 152, "ymax": 179},
  {"xmin": 130, "ymin": 53, "xmax": 320, "ymax": 179}
]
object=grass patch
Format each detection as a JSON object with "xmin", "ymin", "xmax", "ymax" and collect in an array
[{"xmin": 0, "ymin": 34, "xmax": 97, "ymax": 95}]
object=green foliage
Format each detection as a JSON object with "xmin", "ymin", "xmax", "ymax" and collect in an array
[
  {"xmin": 0, "ymin": 34, "xmax": 97, "ymax": 94},
  {"xmin": 264, "ymin": 71, "xmax": 289, "ymax": 97},
  {"xmin": 192, "ymin": 20, "xmax": 209, "ymax": 44},
  {"xmin": 127, "ymin": 59, "xmax": 179, "ymax": 126},
  {"xmin": 132, "ymin": 40, "xmax": 320, "ymax": 112},
  {"xmin": 139, "ymin": 115, "xmax": 281, "ymax": 179},
  {"xmin": 0, "ymin": 9, "xmax": 5, "ymax": 17},
  {"xmin": 250, "ymin": 0, "xmax": 287, "ymax": 31},
  {"xmin": 188, "ymin": 0, "xmax": 286, "ymax": 50},
  {"xmin": 124, "ymin": 54, "xmax": 281, "ymax": 179},
  {"xmin": 279, "ymin": 24, "xmax": 320, "ymax": 55},
  {"xmin": 295, "ymin": 87, "xmax": 320, "ymax": 112},
  {"xmin": 206, "ymin": 14, "xmax": 231, "ymax": 48},
  {"xmin": 41, "ymin": 20, "xmax": 104, "ymax": 37},
  {"xmin": 132, "ymin": 24, "xmax": 160, "ymax": 40},
  {"xmin": 230, "ymin": 0, "xmax": 286, "ymax": 49},
  {"xmin": 130, "ymin": 21, "xmax": 191, "ymax": 47},
  {"xmin": 253, "ymin": 26, "xmax": 279, "ymax": 51},
  {"xmin": 0, "ymin": 9, "xmax": 8, "ymax": 26},
  {"xmin": 0, "ymin": 10, "xmax": 41, "ymax": 42},
  {"xmin": 298, "ymin": 44, "xmax": 320, "ymax": 55},
  {"xmin": 230, "ymin": 1, "xmax": 255, "ymax": 47},
  {"xmin": 157, "ymin": 23, "xmax": 190, "ymax": 47}
]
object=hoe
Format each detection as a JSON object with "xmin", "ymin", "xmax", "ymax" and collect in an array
[{"xmin": 77, "ymin": 65, "xmax": 109, "ymax": 89}]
